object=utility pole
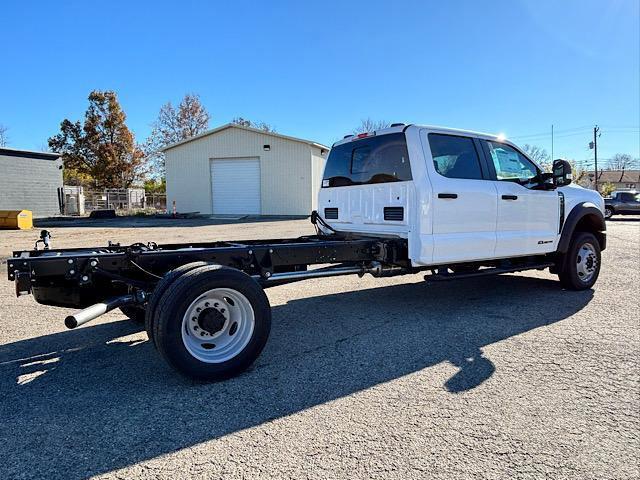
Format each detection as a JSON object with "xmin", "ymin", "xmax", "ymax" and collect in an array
[
  {"xmin": 551, "ymin": 124, "xmax": 554, "ymax": 161},
  {"xmin": 589, "ymin": 125, "xmax": 600, "ymax": 192}
]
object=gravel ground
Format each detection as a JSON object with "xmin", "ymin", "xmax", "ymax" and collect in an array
[{"xmin": 0, "ymin": 217, "xmax": 638, "ymax": 480}]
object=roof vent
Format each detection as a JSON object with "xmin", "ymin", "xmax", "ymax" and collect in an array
[{"xmin": 390, "ymin": 123, "xmax": 405, "ymax": 127}]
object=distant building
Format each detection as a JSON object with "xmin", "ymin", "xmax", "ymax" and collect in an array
[
  {"xmin": 584, "ymin": 170, "xmax": 640, "ymax": 191},
  {"xmin": 163, "ymin": 124, "xmax": 328, "ymax": 216},
  {"xmin": 0, "ymin": 148, "xmax": 63, "ymax": 217}
]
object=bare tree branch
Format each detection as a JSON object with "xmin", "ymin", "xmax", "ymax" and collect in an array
[
  {"xmin": 607, "ymin": 153, "xmax": 634, "ymax": 170},
  {"xmin": 0, "ymin": 124, "xmax": 9, "ymax": 147},
  {"xmin": 144, "ymin": 93, "xmax": 211, "ymax": 177},
  {"xmin": 231, "ymin": 117, "xmax": 276, "ymax": 132},
  {"xmin": 353, "ymin": 118, "xmax": 391, "ymax": 134}
]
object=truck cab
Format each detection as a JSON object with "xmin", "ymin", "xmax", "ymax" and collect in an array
[{"xmin": 318, "ymin": 124, "xmax": 605, "ymax": 267}]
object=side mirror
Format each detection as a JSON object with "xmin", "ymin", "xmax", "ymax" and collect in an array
[{"xmin": 552, "ymin": 159, "xmax": 573, "ymax": 187}]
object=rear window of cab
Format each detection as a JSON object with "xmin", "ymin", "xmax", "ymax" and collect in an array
[{"xmin": 322, "ymin": 133, "xmax": 412, "ymax": 187}]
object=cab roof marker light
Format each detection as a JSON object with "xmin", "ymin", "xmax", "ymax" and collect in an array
[{"xmin": 353, "ymin": 131, "xmax": 376, "ymax": 140}]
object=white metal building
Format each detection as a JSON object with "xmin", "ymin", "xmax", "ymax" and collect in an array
[{"xmin": 163, "ymin": 124, "xmax": 329, "ymax": 216}]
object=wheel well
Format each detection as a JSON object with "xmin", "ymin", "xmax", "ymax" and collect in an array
[{"xmin": 574, "ymin": 214, "xmax": 605, "ymax": 249}]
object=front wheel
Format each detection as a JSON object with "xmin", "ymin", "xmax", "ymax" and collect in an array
[
  {"xmin": 557, "ymin": 232, "xmax": 601, "ymax": 290},
  {"xmin": 153, "ymin": 265, "xmax": 271, "ymax": 381},
  {"xmin": 604, "ymin": 206, "xmax": 614, "ymax": 219}
]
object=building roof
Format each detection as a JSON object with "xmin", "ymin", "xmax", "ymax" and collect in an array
[
  {"xmin": 0, "ymin": 147, "xmax": 61, "ymax": 161},
  {"xmin": 161, "ymin": 123, "xmax": 330, "ymax": 152},
  {"xmin": 587, "ymin": 170, "xmax": 640, "ymax": 183}
]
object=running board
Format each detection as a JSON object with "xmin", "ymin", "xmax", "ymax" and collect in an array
[{"xmin": 424, "ymin": 262, "xmax": 555, "ymax": 282}]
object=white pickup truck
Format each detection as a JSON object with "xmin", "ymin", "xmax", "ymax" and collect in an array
[
  {"xmin": 8, "ymin": 123, "xmax": 606, "ymax": 380},
  {"xmin": 318, "ymin": 124, "xmax": 605, "ymax": 290}
]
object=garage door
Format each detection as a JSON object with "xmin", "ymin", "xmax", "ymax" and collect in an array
[{"xmin": 211, "ymin": 158, "xmax": 261, "ymax": 215}]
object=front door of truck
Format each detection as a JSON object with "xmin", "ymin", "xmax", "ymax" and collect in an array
[
  {"xmin": 424, "ymin": 133, "xmax": 497, "ymax": 263},
  {"xmin": 481, "ymin": 140, "xmax": 560, "ymax": 257}
]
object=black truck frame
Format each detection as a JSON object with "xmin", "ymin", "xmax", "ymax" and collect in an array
[
  {"xmin": 9, "ymin": 233, "xmax": 409, "ymax": 307},
  {"xmin": 6, "ymin": 214, "xmax": 594, "ymax": 381}
]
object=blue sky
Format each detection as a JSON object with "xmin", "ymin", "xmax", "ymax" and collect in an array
[{"xmin": 1, "ymin": 0, "xmax": 638, "ymax": 169}]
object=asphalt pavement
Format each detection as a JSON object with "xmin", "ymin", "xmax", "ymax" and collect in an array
[{"xmin": 0, "ymin": 218, "xmax": 638, "ymax": 479}]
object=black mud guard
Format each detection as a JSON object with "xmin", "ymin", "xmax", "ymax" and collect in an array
[{"xmin": 557, "ymin": 202, "xmax": 606, "ymax": 253}]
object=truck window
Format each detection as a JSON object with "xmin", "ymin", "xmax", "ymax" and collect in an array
[
  {"xmin": 485, "ymin": 141, "xmax": 538, "ymax": 183},
  {"xmin": 619, "ymin": 192, "xmax": 638, "ymax": 202},
  {"xmin": 428, "ymin": 133, "xmax": 483, "ymax": 180},
  {"xmin": 322, "ymin": 133, "xmax": 411, "ymax": 187}
]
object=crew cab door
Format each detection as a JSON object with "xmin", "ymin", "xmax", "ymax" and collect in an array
[
  {"xmin": 423, "ymin": 133, "xmax": 497, "ymax": 263},
  {"xmin": 481, "ymin": 140, "xmax": 560, "ymax": 257}
]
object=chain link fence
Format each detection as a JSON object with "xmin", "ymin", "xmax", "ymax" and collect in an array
[{"xmin": 62, "ymin": 186, "xmax": 166, "ymax": 215}]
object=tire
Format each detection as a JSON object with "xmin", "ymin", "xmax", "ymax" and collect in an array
[
  {"xmin": 145, "ymin": 261, "xmax": 208, "ymax": 347},
  {"xmin": 558, "ymin": 231, "xmax": 601, "ymax": 290},
  {"xmin": 154, "ymin": 265, "xmax": 271, "ymax": 381},
  {"xmin": 604, "ymin": 206, "xmax": 614, "ymax": 219},
  {"xmin": 120, "ymin": 305, "xmax": 146, "ymax": 323}
]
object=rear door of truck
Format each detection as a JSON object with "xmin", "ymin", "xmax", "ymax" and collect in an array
[{"xmin": 421, "ymin": 131, "xmax": 498, "ymax": 263}]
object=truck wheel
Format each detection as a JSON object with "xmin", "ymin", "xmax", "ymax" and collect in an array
[
  {"xmin": 604, "ymin": 206, "xmax": 614, "ymax": 219},
  {"xmin": 120, "ymin": 305, "xmax": 146, "ymax": 323},
  {"xmin": 145, "ymin": 261, "xmax": 208, "ymax": 347},
  {"xmin": 558, "ymin": 232, "xmax": 601, "ymax": 290},
  {"xmin": 154, "ymin": 265, "xmax": 271, "ymax": 381}
]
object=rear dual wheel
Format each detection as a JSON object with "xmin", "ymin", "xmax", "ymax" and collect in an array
[
  {"xmin": 152, "ymin": 265, "xmax": 271, "ymax": 381},
  {"xmin": 120, "ymin": 305, "xmax": 146, "ymax": 323}
]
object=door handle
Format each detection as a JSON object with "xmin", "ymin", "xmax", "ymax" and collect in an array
[
  {"xmin": 438, "ymin": 193, "xmax": 458, "ymax": 199},
  {"xmin": 501, "ymin": 195, "xmax": 518, "ymax": 200}
]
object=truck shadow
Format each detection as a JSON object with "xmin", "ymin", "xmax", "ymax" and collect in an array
[{"xmin": 0, "ymin": 275, "xmax": 593, "ymax": 479}]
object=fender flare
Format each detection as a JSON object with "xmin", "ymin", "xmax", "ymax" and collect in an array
[{"xmin": 557, "ymin": 202, "xmax": 606, "ymax": 253}]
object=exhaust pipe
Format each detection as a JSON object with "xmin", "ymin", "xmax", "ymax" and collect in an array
[{"xmin": 64, "ymin": 294, "xmax": 136, "ymax": 329}]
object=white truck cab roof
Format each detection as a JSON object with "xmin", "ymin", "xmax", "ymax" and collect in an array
[{"xmin": 333, "ymin": 124, "xmax": 505, "ymax": 147}]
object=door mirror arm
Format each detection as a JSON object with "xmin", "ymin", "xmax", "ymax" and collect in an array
[{"xmin": 531, "ymin": 172, "xmax": 556, "ymax": 190}]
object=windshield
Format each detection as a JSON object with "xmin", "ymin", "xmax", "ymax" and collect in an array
[{"xmin": 322, "ymin": 133, "xmax": 412, "ymax": 187}]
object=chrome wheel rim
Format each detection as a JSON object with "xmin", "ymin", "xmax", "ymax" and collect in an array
[
  {"xmin": 181, "ymin": 288, "xmax": 255, "ymax": 363},
  {"xmin": 576, "ymin": 242, "xmax": 598, "ymax": 283},
  {"xmin": 604, "ymin": 208, "xmax": 613, "ymax": 218}
]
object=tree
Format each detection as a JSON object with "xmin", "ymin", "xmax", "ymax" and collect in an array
[
  {"xmin": 353, "ymin": 118, "xmax": 391, "ymax": 134},
  {"xmin": 522, "ymin": 144, "xmax": 551, "ymax": 171},
  {"xmin": 600, "ymin": 181, "xmax": 615, "ymax": 197},
  {"xmin": 48, "ymin": 90, "xmax": 145, "ymax": 188},
  {"xmin": 607, "ymin": 153, "xmax": 634, "ymax": 170},
  {"xmin": 0, "ymin": 123, "xmax": 8, "ymax": 146},
  {"xmin": 143, "ymin": 177, "xmax": 166, "ymax": 194},
  {"xmin": 231, "ymin": 117, "xmax": 276, "ymax": 132},
  {"xmin": 145, "ymin": 94, "xmax": 211, "ymax": 176}
]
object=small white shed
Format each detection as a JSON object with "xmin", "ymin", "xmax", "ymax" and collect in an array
[{"xmin": 163, "ymin": 124, "xmax": 329, "ymax": 216}]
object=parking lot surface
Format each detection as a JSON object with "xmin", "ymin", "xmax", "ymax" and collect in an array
[{"xmin": 0, "ymin": 217, "xmax": 638, "ymax": 479}]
